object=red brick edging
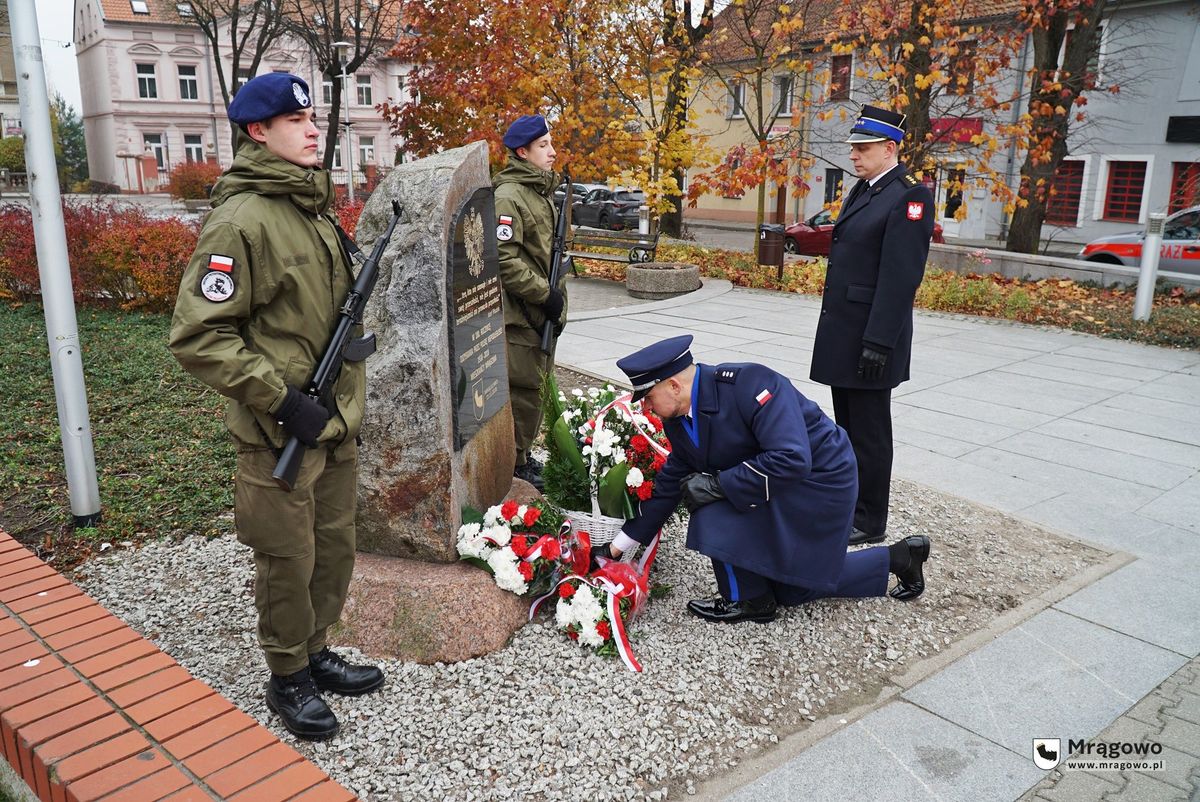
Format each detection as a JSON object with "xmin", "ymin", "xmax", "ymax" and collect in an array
[{"xmin": 0, "ymin": 529, "xmax": 357, "ymax": 801}]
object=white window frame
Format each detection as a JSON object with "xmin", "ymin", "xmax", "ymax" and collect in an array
[
  {"xmin": 332, "ymin": 141, "xmax": 342, "ymax": 169},
  {"xmin": 235, "ymin": 68, "xmax": 253, "ymax": 91},
  {"xmin": 178, "ymin": 64, "xmax": 198, "ymax": 100},
  {"xmin": 727, "ymin": 81, "xmax": 745, "ymax": 119},
  {"xmin": 773, "ymin": 74, "xmax": 794, "ymax": 117},
  {"xmin": 143, "ymin": 133, "xmax": 166, "ymax": 168},
  {"xmin": 1092, "ymin": 154, "xmax": 1153, "ymax": 224},
  {"xmin": 136, "ymin": 63, "xmax": 157, "ymax": 99},
  {"xmin": 358, "ymin": 135, "xmax": 375, "ymax": 165},
  {"xmin": 356, "ymin": 74, "xmax": 372, "ymax": 106},
  {"xmin": 829, "ymin": 52, "xmax": 853, "ymax": 101},
  {"xmin": 183, "ymin": 133, "xmax": 204, "ymax": 163},
  {"xmin": 322, "ymin": 78, "xmax": 333, "ymax": 105}
]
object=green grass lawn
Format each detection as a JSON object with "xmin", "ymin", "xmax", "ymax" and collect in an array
[{"xmin": 0, "ymin": 304, "xmax": 234, "ymax": 558}]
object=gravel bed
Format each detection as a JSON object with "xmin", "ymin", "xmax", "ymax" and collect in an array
[{"xmin": 76, "ymin": 479, "xmax": 1105, "ymax": 802}]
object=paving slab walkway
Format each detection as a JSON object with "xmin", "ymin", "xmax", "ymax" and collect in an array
[{"xmin": 558, "ymin": 276, "xmax": 1200, "ymax": 801}]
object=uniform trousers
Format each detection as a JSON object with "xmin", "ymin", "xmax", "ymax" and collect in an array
[
  {"xmin": 831, "ymin": 387, "xmax": 893, "ymax": 538},
  {"xmin": 506, "ymin": 324, "xmax": 556, "ymax": 466},
  {"xmin": 234, "ymin": 443, "xmax": 357, "ymax": 676},
  {"xmin": 712, "ymin": 547, "xmax": 889, "ymax": 605}
]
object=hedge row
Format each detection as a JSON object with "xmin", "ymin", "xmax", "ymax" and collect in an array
[{"xmin": 0, "ymin": 197, "xmax": 367, "ymax": 312}]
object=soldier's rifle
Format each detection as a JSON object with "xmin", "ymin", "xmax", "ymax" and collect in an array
[{"xmin": 540, "ymin": 171, "xmax": 573, "ymax": 354}]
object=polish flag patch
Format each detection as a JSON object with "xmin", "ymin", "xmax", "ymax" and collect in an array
[
  {"xmin": 498, "ymin": 215, "xmax": 513, "ymax": 225},
  {"xmin": 208, "ymin": 254, "xmax": 235, "ymax": 273},
  {"xmin": 756, "ymin": 389, "xmax": 773, "ymax": 406},
  {"xmin": 906, "ymin": 202, "xmax": 924, "ymax": 221}
]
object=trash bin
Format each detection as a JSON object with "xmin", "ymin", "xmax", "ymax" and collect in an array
[{"xmin": 758, "ymin": 223, "xmax": 785, "ymax": 267}]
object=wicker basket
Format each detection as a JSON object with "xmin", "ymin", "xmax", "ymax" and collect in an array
[{"xmin": 565, "ymin": 506, "xmax": 626, "ymax": 546}]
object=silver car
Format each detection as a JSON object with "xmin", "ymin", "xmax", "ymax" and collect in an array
[{"xmin": 1079, "ymin": 205, "xmax": 1200, "ymax": 275}]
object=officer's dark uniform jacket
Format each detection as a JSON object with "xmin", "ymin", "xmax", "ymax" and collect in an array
[
  {"xmin": 623, "ymin": 363, "xmax": 858, "ymax": 592},
  {"xmin": 810, "ymin": 164, "xmax": 934, "ymax": 389},
  {"xmin": 169, "ymin": 134, "xmax": 364, "ymax": 459}
]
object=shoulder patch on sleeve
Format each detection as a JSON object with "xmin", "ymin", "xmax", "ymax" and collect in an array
[
  {"xmin": 902, "ymin": 173, "xmax": 919, "ymax": 187},
  {"xmin": 715, "ymin": 367, "xmax": 739, "ymax": 384}
]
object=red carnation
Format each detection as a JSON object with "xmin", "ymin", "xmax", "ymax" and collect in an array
[
  {"xmin": 631, "ymin": 434, "xmax": 649, "ymax": 454},
  {"xmin": 652, "ymin": 453, "xmax": 667, "ymax": 471},
  {"xmin": 648, "ymin": 415, "xmax": 663, "ymax": 432},
  {"xmin": 517, "ymin": 561, "xmax": 533, "ymax": 580},
  {"xmin": 567, "ymin": 629, "xmax": 579, "ymax": 641},
  {"xmin": 509, "ymin": 537, "xmax": 529, "ymax": 558},
  {"xmin": 558, "ymin": 583, "xmax": 576, "ymax": 599},
  {"xmin": 637, "ymin": 481, "xmax": 654, "ymax": 501},
  {"xmin": 543, "ymin": 539, "xmax": 561, "ymax": 560},
  {"xmin": 500, "ymin": 500, "xmax": 519, "ymax": 521},
  {"xmin": 522, "ymin": 507, "xmax": 541, "ymax": 527},
  {"xmin": 596, "ymin": 621, "xmax": 612, "ymax": 640}
]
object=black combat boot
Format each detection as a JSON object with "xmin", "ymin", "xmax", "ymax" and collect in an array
[
  {"xmin": 309, "ymin": 647, "xmax": 385, "ymax": 696},
  {"xmin": 514, "ymin": 457, "xmax": 545, "ymax": 490},
  {"xmin": 265, "ymin": 667, "xmax": 339, "ymax": 740}
]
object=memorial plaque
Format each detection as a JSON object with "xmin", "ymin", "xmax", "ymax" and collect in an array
[{"xmin": 447, "ymin": 187, "xmax": 507, "ymax": 449}]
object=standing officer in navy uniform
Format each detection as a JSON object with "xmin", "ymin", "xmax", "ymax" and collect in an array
[
  {"xmin": 810, "ymin": 105, "xmax": 935, "ymax": 547},
  {"xmin": 600, "ymin": 335, "xmax": 931, "ymax": 623}
]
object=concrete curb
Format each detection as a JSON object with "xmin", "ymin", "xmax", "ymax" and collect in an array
[{"xmin": 568, "ymin": 279, "xmax": 733, "ymax": 322}]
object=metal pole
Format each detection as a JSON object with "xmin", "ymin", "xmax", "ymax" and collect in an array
[
  {"xmin": 341, "ymin": 58, "xmax": 355, "ymax": 203},
  {"xmin": 9, "ymin": 0, "xmax": 101, "ymax": 527},
  {"xmin": 1133, "ymin": 212, "xmax": 1166, "ymax": 322}
]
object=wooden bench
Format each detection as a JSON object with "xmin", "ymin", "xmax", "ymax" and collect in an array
[
  {"xmin": 0, "ymin": 528, "xmax": 357, "ymax": 802},
  {"xmin": 568, "ymin": 228, "xmax": 661, "ymax": 265}
]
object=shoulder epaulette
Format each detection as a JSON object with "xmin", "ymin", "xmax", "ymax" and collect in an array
[
  {"xmin": 902, "ymin": 173, "xmax": 919, "ymax": 187},
  {"xmin": 715, "ymin": 366, "xmax": 739, "ymax": 383}
]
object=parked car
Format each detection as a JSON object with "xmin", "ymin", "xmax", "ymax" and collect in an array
[
  {"xmin": 1079, "ymin": 205, "xmax": 1200, "ymax": 275},
  {"xmin": 553, "ymin": 182, "xmax": 606, "ymax": 208},
  {"xmin": 573, "ymin": 188, "xmax": 647, "ymax": 230},
  {"xmin": 783, "ymin": 210, "xmax": 946, "ymax": 256}
]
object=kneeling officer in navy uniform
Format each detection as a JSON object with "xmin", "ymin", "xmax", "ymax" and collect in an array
[{"xmin": 602, "ymin": 335, "xmax": 932, "ymax": 623}]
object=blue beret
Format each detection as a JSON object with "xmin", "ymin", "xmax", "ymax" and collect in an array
[
  {"xmin": 846, "ymin": 104, "xmax": 907, "ymax": 143},
  {"xmin": 617, "ymin": 335, "xmax": 694, "ymax": 401},
  {"xmin": 228, "ymin": 73, "xmax": 313, "ymax": 126},
  {"xmin": 503, "ymin": 114, "xmax": 550, "ymax": 150}
]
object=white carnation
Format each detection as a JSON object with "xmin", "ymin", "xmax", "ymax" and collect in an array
[
  {"xmin": 572, "ymin": 389, "xmax": 584, "ymax": 397},
  {"xmin": 626, "ymin": 467, "xmax": 644, "ymax": 488},
  {"xmin": 613, "ymin": 451, "xmax": 627, "ymax": 465},
  {"xmin": 488, "ymin": 548, "xmax": 527, "ymax": 594},
  {"xmin": 484, "ymin": 524, "xmax": 512, "ymax": 547},
  {"xmin": 587, "ymin": 387, "xmax": 600, "ymax": 399},
  {"xmin": 579, "ymin": 620, "xmax": 606, "ymax": 648},
  {"xmin": 483, "ymin": 506, "xmax": 503, "ymax": 526}
]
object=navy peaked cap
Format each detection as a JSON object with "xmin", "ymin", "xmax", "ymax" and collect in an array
[
  {"xmin": 503, "ymin": 114, "xmax": 550, "ymax": 150},
  {"xmin": 616, "ymin": 335, "xmax": 694, "ymax": 401},
  {"xmin": 846, "ymin": 104, "xmax": 907, "ymax": 143},
  {"xmin": 228, "ymin": 73, "xmax": 313, "ymax": 126}
]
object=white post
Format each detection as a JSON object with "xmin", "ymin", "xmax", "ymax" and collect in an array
[
  {"xmin": 337, "ymin": 48, "xmax": 355, "ymax": 203},
  {"xmin": 1133, "ymin": 213, "xmax": 1166, "ymax": 322},
  {"xmin": 638, "ymin": 204, "xmax": 650, "ymax": 235},
  {"xmin": 10, "ymin": 0, "xmax": 101, "ymax": 527}
]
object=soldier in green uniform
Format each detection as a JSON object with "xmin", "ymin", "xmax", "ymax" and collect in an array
[
  {"xmin": 169, "ymin": 73, "xmax": 383, "ymax": 741},
  {"xmin": 493, "ymin": 113, "xmax": 568, "ymax": 490}
]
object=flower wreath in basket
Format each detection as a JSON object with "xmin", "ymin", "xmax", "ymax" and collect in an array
[{"xmin": 456, "ymin": 500, "xmax": 585, "ymax": 597}]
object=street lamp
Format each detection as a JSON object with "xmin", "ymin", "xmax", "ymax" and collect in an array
[{"xmin": 333, "ymin": 40, "xmax": 355, "ymax": 202}]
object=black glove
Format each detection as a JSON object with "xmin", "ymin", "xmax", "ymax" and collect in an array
[
  {"xmin": 589, "ymin": 543, "xmax": 614, "ymax": 571},
  {"xmin": 857, "ymin": 345, "xmax": 890, "ymax": 381},
  {"xmin": 542, "ymin": 287, "xmax": 565, "ymax": 323},
  {"xmin": 680, "ymin": 472, "xmax": 725, "ymax": 513},
  {"xmin": 276, "ymin": 386, "xmax": 331, "ymax": 448}
]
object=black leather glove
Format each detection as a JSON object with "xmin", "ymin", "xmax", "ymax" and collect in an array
[
  {"xmin": 589, "ymin": 543, "xmax": 614, "ymax": 571},
  {"xmin": 542, "ymin": 287, "xmax": 565, "ymax": 323},
  {"xmin": 276, "ymin": 386, "xmax": 331, "ymax": 448},
  {"xmin": 857, "ymin": 345, "xmax": 890, "ymax": 381},
  {"xmin": 680, "ymin": 472, "xmax": 725, "ymax": 513}
]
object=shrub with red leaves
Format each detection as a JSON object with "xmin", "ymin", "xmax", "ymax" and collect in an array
[{"xmin": 166, "ymin": 161, "xmax": 223, "ymax": 201}]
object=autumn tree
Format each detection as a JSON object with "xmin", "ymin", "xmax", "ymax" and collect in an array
[
  {"xmin": 687, "ymin": 0, "xmax": 823, "ymax": 244},
  {"xmin": 825, "ymin": 0, "xmax": 1026, "ymax": 218},
  {"xmin": 1005, "ymin": 0, "xmax": 1106, "ymax": 254},
  {"xmin": 279, "ymin": 0, "xmax": 405, "ymax": 171}
]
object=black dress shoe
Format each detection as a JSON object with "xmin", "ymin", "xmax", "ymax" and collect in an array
[
  {"xmin": 686, "ymin": 594, "xmax": 777, "ymax": 624},
  {"xmin": 889, "ymin": 535, "xmax": 931, "ymax": 602},
  {"xmin": 309, "ymin": 647, "xmax": 385, "ymax": 696},
  {"xmin": 848, "ymin": 526, "xmax": 886, "ymax": 546},
  {"xmin": 265, "ymin": 668, "xmax": 339, "ymax": 740},
  {"xmin": 514, "ymin": 459, "xmax": 544, "ymax": 491}
]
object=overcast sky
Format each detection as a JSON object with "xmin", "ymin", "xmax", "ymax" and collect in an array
[{"xmin": 35, "ymin": 0, "xmax": 83, "ymax": 112}]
